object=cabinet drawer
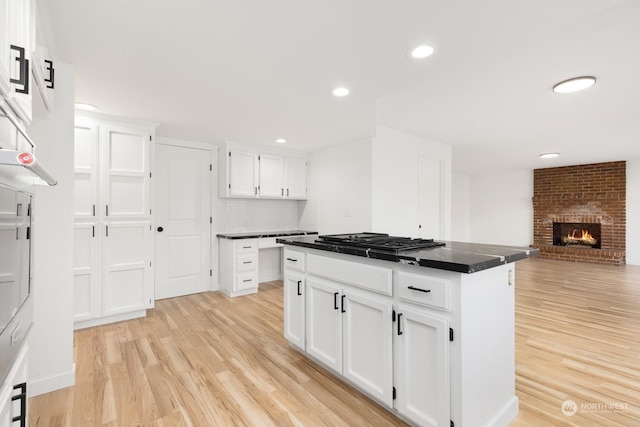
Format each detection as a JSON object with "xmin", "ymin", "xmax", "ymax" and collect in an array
[
  {"xmin": 284, "ymin": 249, "xmax": 306, "ymax": 272},
  {"xmin": 397, "ymin": 271, "xmax": 450, "ymax": 311},
  {"xmin": 235, "ymin": 239, "xmax": 258, "ymax": 254},
  {"xmin": 307, "ymin": 254, "xmax": 392, "ymax": 296},
  {"xmin": 236, "ymin": 271, "xmax": 258, "ymax": 290},
  {"xmin": 237, "ymin": 254, "xmax": 258, "ymax": 272}
]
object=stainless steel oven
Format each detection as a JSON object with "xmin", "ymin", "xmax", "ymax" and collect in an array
[{"xmin": 0, "ymin": 183, "xmax": 33, "ymax": 385}]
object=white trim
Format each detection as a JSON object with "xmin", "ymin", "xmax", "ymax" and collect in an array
[
  {"xmin": 73, "ymin": 310, "xmax": 146, "ymax": 330},
  {"xmin": 29, "ymin": 363, "xmax": 76, "ymax": 397}
]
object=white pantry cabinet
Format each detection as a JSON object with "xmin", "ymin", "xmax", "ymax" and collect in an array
[
  {"xmin": 73, "ymin": 115, "xmax": 155, "ymax": 328},
  {"xmin": 219, "ymin": 142, "xmax": 308, "ymax": 200}
]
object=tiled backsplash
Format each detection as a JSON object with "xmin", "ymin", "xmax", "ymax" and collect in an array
[{"xmin": 216, "ymin": 198, "xmax": 301, "ymax": 233}]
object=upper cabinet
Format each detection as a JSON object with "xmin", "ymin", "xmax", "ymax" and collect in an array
[
  {"xmin": 31, "ymin": 0, "xmax": 54, "ymax": 112},
  {"xmin": 2, "ymin": 0, "xmax": 34, "ymax": 124},
  {"xmin": 219, "ymin": 142, "xmax": 308, "ymax": 200},
  {"xmin": 0, "ymin": 0, "xmax": 55, "ymax": 124}
]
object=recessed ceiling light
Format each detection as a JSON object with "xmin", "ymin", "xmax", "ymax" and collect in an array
[
  {"xmin": 552, "ymin": 76, "xmax": 596, "ymax": 94},
  {"xmin": 539, "ymin": 153, "xmax": 560, "ymax": 159},
  {"xmin": 275, "ymin": 138, "xmax": 287, "ymax": 144},
  {"xmin": 408, "ymin": 44, "xmax": 435, "ymax": 59},
  {"xmin": 332, "ymin": 87, "xmax": 349, "ymax": 97},
  {"xmin": 75, "ymin": 102, "xmax": 99, "ymax": 111}
]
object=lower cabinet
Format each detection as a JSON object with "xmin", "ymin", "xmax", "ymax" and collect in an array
[
  {"xmin": 305, "ymin": 276, "xmax": 394, "ymax": 408},
  {"xmin": 0, "ymin": 344, "xmax": 28, "ymax": 427},
  {"xmin": 283, "ymin": 272, "xmax": 305, "ymax": 350},
  {"xmin": 395, "ymin": 305, "xmax": 450, "ymax": 427},
  {"xmin": 73, "ymin": 220, "xmax": 154, "ymax": 326}
]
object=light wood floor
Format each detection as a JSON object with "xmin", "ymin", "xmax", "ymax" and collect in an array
[{"xmin": 29, "ymin": 258, "xmax": 640, "ymax": 426}]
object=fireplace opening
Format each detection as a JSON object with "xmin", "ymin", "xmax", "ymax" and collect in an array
[{"xmin": 553, "ymin": 222, "xmax": 601, "ymax": 249}]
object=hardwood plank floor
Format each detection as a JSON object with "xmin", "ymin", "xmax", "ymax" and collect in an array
[{"xmin": 29, "ymin": 258, "xmax": 640, "ymax": 426}]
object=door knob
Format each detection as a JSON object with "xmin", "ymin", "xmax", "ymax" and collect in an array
[{"xmin": 157, "ymin": 226, "xmax": 164, "ymax": 232}]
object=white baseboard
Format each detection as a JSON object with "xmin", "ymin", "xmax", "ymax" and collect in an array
[{"xmin": 29, "ymin": 363, "xmax": 75, "ymax": 397}]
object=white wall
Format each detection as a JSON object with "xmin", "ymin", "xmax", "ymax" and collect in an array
[
  {"xmin": 469, "ymin": 170, "xmax": 533, "ymax": 246},
  {"xmin": 301, "ymin": 138, "xmax": 373, "ymax": 234},
  {"xmin": 27, "ymin": 63, "xmax": 76, "ymax": 395},
  {"xmin": 626, "ymin": 160, "xmax": 640, "ymax": 265},
  {"xmin": 452, "ymin": 173, "xmax": 471, "ymax": 242},
  {"xmin": 372, "ymin": 125, "xmax": 452, "ymax": 239}
]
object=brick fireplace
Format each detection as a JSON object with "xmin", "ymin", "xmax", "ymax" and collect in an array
[{"xmin": 532, "ymin": 161, "xmax": 626, "ymax": 265}]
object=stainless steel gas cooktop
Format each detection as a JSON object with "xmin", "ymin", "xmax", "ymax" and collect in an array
[{"xmin": 316, "ymin": 232, "xmax": 445, "ymax": 253}]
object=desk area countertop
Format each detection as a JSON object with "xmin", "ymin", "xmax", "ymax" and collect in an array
[{"xmin": 217, "ymin": 230, "xmax": 318, "ymax": 240}]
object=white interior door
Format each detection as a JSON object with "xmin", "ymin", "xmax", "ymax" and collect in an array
[
  {"xmin": 155, "ymin": 144, "xmax": 211, "ymax": 300},
  {"xmin": 417, "ymin": 155, "xmax": 443, "ymax": 240}
]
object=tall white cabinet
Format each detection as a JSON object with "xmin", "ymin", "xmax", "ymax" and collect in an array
[{"xmin": 73, "ymin": 114, "xmax": 156, "ymax": 329}]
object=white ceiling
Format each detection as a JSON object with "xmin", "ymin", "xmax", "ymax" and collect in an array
[{"xmin": 46, "ymin": 0, "xmax": 639, "ymax": 174}]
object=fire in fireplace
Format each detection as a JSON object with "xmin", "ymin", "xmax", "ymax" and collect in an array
[{"xmin": 553, "ymin": 222, "xmax": 601, "ymax": 249}]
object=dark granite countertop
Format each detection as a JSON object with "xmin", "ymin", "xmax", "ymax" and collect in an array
[
  {"xmin": 276, "ymin": 235, "xmax": 538, "ymax": 273},
  {"xmin": 217, "ymin": 230, "xmax": 318, "ymax": 240}
]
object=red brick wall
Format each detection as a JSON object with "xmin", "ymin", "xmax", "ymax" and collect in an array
[{"xmin": 532, "ymin": 161, "xmax": 626, "ymax": 265}]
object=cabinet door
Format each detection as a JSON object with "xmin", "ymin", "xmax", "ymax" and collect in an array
[
  {"xmin": 258, "ymin": 154, "xmax": 284, "ymax": 198},
  {"xmin": 74, "ymin": 123, "xmax": 99, "ymax": 219},
  {"xmin": 306, "ymin": 277, "xmax": 342, "ymax": 374},
  {"xmin": 6, "ymin": 0, "xmax": 33, "ymax": 124},
  {"xmin": 103, "ymin": 220, "xmax": 153, "ymax": 316},
  {"xmin": 73, "ymin": 223, "xmax": 100, "ymax": 321},
  {"xmin": 284, "ymin": 272, "xmax": 305, "ymax": 350},
  {"xmin": 31, "ymin": 1, "xmax": 54, "ymax": 111},
  {"xmin": 342, "ymin": 290, "xmax": 393, "ymax": 408},
  {"xmin": 100, "ymin": 125, "xmax": 151, "ymax": 218},
  {"xmin": 228, "ymin": 150, "xmax": 258, "ymax": 197},
  {"xmin": 0, "ymin": 344, "xmax": 28, "ymax": 427},
  {"xmin": 395, "ymin": 305, "xmax": 450, "ymax": 427},
  {"xmin": 285, "ymin": 157, "xmax": 307, "ymax": 199},
  {"xmin": 0, "ymin": 0, "xmax": 10, "ymax": 96}
]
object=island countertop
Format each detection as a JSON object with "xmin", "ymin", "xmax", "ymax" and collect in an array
[{"xmin": 276, "ymin": 235, "xmax": 538, "ymax": 273}]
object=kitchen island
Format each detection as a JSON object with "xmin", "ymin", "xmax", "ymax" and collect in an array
[{"xmin": 277, "ymin": 234, "xmax": 537, "ymax": 427}]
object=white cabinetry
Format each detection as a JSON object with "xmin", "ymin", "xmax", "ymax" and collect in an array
[
  {"xmin": 283, "ymin": 248, "xmax": 306, "ymax": 351},
  {"xmin": 2, "ymin": 0, "xmax": 34, "ymax": 124},
  {"xmin": 218, "ymin": 238, "xmax": 259, "ymax": 297},
  {"xmin": 258, "ymin": 153, "xmax": 284, "ymax": 198},
  {"xmin": 302, "ymin": 253, "xmax": 394, "ymax": 408},
  {"xmin": 306, "ymin": 276, "xmax": 394, "ymax": 407},
  {"xmin": 395, "ymin": 305, "xmax": 450, "ymax": 427},
  {"xmin": 284, "ymin": 157, "xmax": 307, "ymax": 199},
  {"xmin": 219, "ymin": 143, "xmax": 307, "ymax": 199},
  {"xmin": 0, "ymin": 344, "xmax": 28, "ymax": 427},
  {"xmin": 73, "ymin": 115, "xmax": 155, "ymax": 328},
  {"xmin": 30, "ymin": 0, "xmax": 54, "ymax": 112},
  {"xmin": 228, "ymin": 149, "xmax": 258, "ymax": 197},
  {"xmin": 282, "ymin": 246, "xmax": 518, "ymax": 427}
]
